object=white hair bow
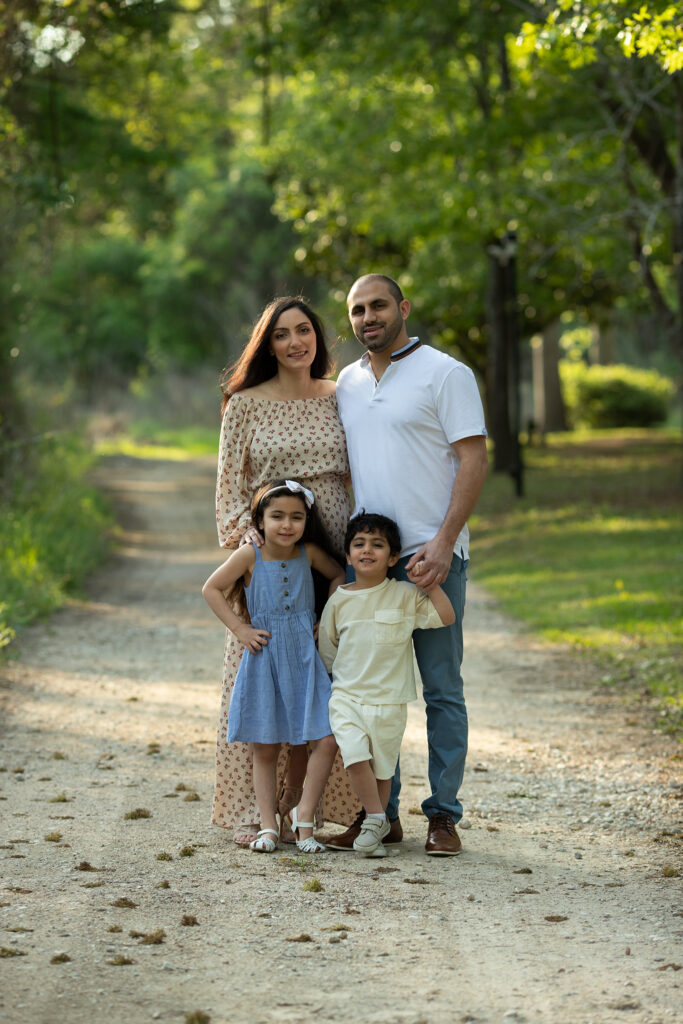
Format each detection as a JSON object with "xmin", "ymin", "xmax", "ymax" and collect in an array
[{"xmin": 284, "ymin": 480, "xmax": 315, "ymax": 508}]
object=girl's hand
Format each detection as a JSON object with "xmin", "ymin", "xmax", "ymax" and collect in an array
[
  {"xmin": 234, "ymin": 623, "xmax": 271, "ymax": 653},
  {"xmin": 240, "ymin": 527, "xmax": 264, "ymax": 548}
]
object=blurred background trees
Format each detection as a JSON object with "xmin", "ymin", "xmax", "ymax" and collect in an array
[{"xmin": 1, "ymin": 0, "xmax": 680, "ymax": 464}]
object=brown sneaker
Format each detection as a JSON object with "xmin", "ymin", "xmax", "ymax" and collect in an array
[
  {"xmin": 323, "ymin": 810, "xmax": 403, "ymax": 851},
  {"xmin": 425, "ymin": 813, "xmax": 462, "ymax": 856}
]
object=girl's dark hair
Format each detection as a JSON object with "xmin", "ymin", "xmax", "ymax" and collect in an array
[
  {"xmin": 227, "ymin": 479, "xmax": 341, "ymax": 619},
  {"xmin": 219, "ymin": 297, "xmax": 332, "ymax": 415},
  {"xmin": 344, "ymin": 511, "xmax": 402, "ymax": 556}
]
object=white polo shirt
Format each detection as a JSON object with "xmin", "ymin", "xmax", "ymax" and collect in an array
[{"xmin": 336, "ymin": 340, "xmax": 487, "ymax": 560}]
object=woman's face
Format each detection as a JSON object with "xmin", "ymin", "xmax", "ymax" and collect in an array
[{"xmin": 269, "ymin": 307, "xmax": 317, "ymax": 373}]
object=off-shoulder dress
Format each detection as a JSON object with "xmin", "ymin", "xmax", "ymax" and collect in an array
[{"xmin": 212, "ymin": 391, "xmax": 358, "ymax": 830}]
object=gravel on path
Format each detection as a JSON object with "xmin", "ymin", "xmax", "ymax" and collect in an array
[{"xmin": 0, "ymin": 454, "xmax": 681, "ymax": 1024}]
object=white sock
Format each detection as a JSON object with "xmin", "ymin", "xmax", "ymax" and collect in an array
[{"xmin": 366, "ymin": 812, "xmax": 386, "ymax": 822}]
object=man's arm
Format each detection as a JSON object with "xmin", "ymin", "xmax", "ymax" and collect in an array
[{"xmin": 406, "ymin": 434, "xmax": 488, "ymax": 590}]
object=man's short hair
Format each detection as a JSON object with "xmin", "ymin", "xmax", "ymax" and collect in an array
[
  {"xmin": 350, "ymin": 274, "xmax": 404, "ymax": 305},
  {"xmin": 344, "ymin": 511, "xmax": 402, "ymax": 556}
]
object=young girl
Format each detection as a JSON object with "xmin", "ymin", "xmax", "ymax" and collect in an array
[{"xmin": 202, "ymin": 479, "xmax": 344, "ymax": 854}]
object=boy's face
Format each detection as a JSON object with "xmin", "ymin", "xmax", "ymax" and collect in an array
[{"xmin": 346, "ymin": 529, "xmax": 399, "ymax": 581}]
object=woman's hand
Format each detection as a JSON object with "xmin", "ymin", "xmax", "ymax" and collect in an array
[
  {"xmin": 234, "ymin": 623, "xmax": 271, "ymax": 654},
  {"xmin": 239, "ymin": 527, "xmax": 264, "ymax": 548}
]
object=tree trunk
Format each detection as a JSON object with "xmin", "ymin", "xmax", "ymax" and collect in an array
[{"xmin": 532, "ymin": 321, "xmax": 568, "ymax": 435}]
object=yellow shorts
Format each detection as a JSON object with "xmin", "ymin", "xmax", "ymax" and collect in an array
[{"xmin": 328, "ymin": 691, "xmax": 407, "ymax": 780}]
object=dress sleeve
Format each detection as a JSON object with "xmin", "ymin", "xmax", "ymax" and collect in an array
[
  {"xmin": 317, "ymin": 599, "xmax": 338, "ymax": 674},
  {"xmin": 216, "ymin": 397, "xmax": 254, "ymax": 549}
]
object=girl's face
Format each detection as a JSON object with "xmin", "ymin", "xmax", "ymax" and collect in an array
[
  {"xmin": 259, "ymin": 495, "xmax": 307, "ymax": 548},
  {"xmin": 269, "ymin": 307, "xmax": 317, "ymax": 373}
]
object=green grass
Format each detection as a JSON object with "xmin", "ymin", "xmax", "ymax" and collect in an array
[
  {"xmin": 0, "ymin": 433, "xmax": 113, "ymax": 650},
  {"xmin": 472, "ymin": 429, "xmax": 682, "ymax": 735},
  {"xmin": 96, "ymin": 420, "xmax": 217, "ymax": 460}
]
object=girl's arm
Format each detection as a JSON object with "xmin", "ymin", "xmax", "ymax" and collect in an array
[
  {"xmin": 306, "ymin": 544, "xmax": 346, "ymax": 597},
  {"xmin": 202, "ymin": 546, "xmax": 271, "ymax": 653}
]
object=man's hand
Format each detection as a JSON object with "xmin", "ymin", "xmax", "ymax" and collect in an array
[{"xmin": 405, "ymin": 534, "xmax": 454, "ymax": 591}]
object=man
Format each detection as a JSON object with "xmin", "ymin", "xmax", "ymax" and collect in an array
[{"xmin": 327, "ymin": 273, "xmax": 488, "ymax": 856}]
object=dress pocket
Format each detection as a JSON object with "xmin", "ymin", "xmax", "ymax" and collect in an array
[{"xmin": 374, "ymin": 609, "xmax": 412, "ymax": 645}]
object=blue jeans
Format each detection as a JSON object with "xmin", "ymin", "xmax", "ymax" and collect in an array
[{"xmin": 387, "ymin": 552, "xmax": 468, "ymax": 823}]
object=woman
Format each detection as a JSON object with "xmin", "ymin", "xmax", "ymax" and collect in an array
[{"xmin": 212, "ymin": 295, "xmax": 358, "ymax": 843}]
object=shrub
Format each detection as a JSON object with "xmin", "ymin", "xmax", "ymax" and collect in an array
[
  {"xmin": 0, "ymin": 432, "xmax": 111, "ymax": 649},
  {"xmin": 560, "ymin": 362, "xmax": 674, "ymax": 428}
]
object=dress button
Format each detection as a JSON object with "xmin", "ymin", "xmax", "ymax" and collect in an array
[
  {"xmin": 283, "ymin": 577, "xmax": 288, "ymax": 583},
  {"xmin": 284, "ymin": 591, "xmax": 289, "ymax": 596},
  {"xmin": 284, "ymin": 605, "xmax": 290, "ymax": 610},
  {"xmin": 281, "ymin": 562, "xmax": 286, "ymax": 568}
]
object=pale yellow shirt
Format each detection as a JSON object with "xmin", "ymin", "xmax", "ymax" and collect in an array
[{"xmin": 318, "ymin": 578, "xmax": 444, "ymax": 705}]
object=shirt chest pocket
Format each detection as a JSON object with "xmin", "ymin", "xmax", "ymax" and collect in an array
[{"xmin": 374, "ymin": 609, "xmax": 413, "ymax": 646}]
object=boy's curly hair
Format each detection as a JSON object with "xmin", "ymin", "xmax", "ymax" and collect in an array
[{"xmin": 344, "ymin": 511, "xmax": 401, "ymax": 556}]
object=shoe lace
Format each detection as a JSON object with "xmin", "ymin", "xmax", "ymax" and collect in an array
[{"xmin": 429, "ymin": 813, "xmax": 455, "ymax": 835}]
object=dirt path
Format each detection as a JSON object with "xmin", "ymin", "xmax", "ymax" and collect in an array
[{"xmin": 1, "ymin": 455, "xmax": 681, "ymax": 1024}]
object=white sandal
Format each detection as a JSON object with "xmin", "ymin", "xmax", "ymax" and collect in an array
[
  {"xmin": 291, "ymin": 807, "xmax": 325, "ymax": 854},
  {"xmin": 249, "ymin": 828, "xmax": 279, "ymax": 853}
]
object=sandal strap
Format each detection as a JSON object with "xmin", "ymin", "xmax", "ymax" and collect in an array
[
  {"xmin": 296, "ymin": 836, "xmax": 325, "ymax": 854},
  {"xmin": 256, "ymin": 828, "xmax": 279, "ymax": 839},
  {"xmin": 291, "ymin": 807, "xmax": 314, "ymax": 830}
]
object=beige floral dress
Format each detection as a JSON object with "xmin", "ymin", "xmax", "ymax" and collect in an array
[{"xmin": 211, "ymin": 391, "xmax": 359, "ymax": 829}]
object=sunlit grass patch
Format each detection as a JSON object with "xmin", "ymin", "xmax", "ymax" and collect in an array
[
  {"xmin": 474, "ymin": 431, "xmax": 682, "ymax": 735},
  {"xmin": 95, "ymin": 422, "xmax": 216, "ymax": 461}
]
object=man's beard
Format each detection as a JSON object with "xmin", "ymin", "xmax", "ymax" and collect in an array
[{"xmin": 356, "ymin": 309, "xmax": 404, "ymax": 352}]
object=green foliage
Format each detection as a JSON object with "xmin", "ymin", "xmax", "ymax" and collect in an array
[
  {"xmin": 473, "ymin": 431, "xmax": 682, "ymax": 731},
  {"xmin": 256, "ymin": 0, "xmax": 680, "ymax": 380},
  {"xmin": 25, "ymin": 236, "xmax": 148, "ymax": 387},
  {"xmin": 2, "ymin": 0, "xmax": 681, "ymax": 409},
  {"xmin": 519, "ymin": 1, "xmax": 683, "ymax": 75},
  {"xmin": 0, "ymin": 432, "xmax": 112, "ymax": 649},
  {"xmin": 560, "ymin": 363, "xmax": 674, "ymax": 428}
]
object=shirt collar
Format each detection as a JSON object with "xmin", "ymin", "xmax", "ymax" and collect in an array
[{"xmin": 360, "ymin": 337, "xmax": 421, "ymax": 369}]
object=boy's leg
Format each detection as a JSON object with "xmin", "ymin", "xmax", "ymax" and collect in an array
[
  {"xmin": 295, "ymin": 735, "xmax": 338, "ymax": 841},
  {"xmin": 346, "ymin": 765, "xmax": 392, "ymax": 856},
  {"xmin": 345, "ymin": 759, "xmax": 383, "ymax": 813},
  {"xmin": 377, "ymin": 777, "xmax": 392, "ymax": 811},
  {"xmin": 251, "ymin": 743, "xmax": 280, "ymax": 834}
]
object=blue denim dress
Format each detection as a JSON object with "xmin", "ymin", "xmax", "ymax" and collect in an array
[{"xmin": 227, "ymin": 544, "xmax": 332, "ymax": 744}]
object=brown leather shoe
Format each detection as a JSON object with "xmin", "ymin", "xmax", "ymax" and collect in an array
[
  {"xmin": 425, "ymin": 813, "xmax": 462, "ymax": 856},
  {"xmin": 323, "ymin": 810, "xmax": 403, "ymax": 850}
]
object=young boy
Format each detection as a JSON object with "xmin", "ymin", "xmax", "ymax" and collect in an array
[{"xmin": 318, "ymin": 513, "xmax": 455, "ymax": 857}]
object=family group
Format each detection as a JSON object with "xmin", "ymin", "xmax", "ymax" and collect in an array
[{"xmin": 202, "ymin": 274, "xmax": 489, "ymax": 859}]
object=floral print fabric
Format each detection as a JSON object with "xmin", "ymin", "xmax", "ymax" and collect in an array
[{"xmin": 212, "ymin": 392, "xmax": 359, "ymax": 828}]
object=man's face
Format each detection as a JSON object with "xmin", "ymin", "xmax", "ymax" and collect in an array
[{"xmin": 347, "ymin": 279, "xmax": 407, "ymax": 353}]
